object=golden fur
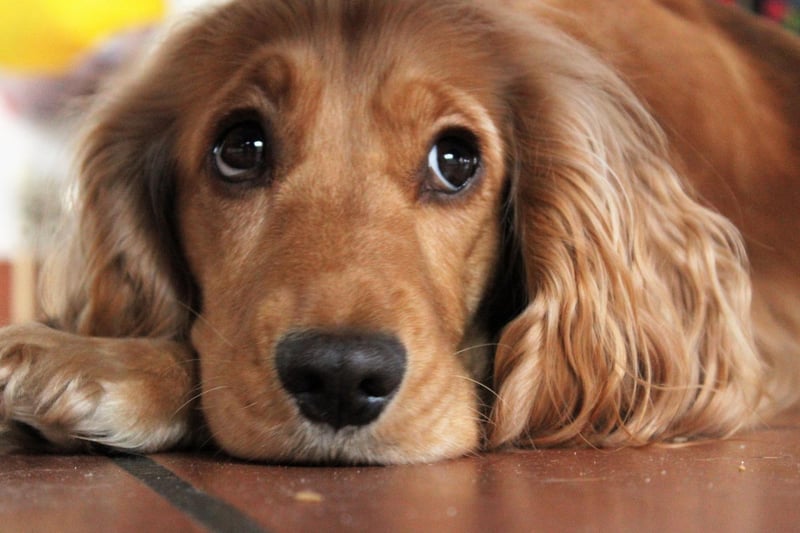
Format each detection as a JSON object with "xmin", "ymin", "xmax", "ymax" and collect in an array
[{"xmin": 1, "ymin": 0, "xmax": 798, "ymax": 464}]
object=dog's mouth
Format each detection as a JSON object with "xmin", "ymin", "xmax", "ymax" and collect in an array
[{"xmin": 275, "ymin": 422, "xmax": 404, "ymax": 466}]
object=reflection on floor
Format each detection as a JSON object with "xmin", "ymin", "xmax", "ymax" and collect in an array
[{"xmin": 2, "ymin": 409, "xmax": 799, "ymax": 532}]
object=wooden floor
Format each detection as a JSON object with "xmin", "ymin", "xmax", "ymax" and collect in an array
[{"xmin": 2, "ymin": 409, "xmax": 799, "ymax": 532}]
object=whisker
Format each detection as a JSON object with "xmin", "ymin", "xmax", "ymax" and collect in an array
[
  {"xmin": 466, "ymin": 404, "xmax": 492, "ymax": 426},
  {"xmin": 453, "ymin": 342, "xmax": 501, "ymax": 357},
  {"xmin": 197, "ymin": 431, "xmax": 220, "ymax": 451},
  {"xmin": 456, "ymin": 373, "xmax": 502, "ymax": 404},
  {"xmin": 175, "ymin": 301, "xmax": 238, "ymax": 349},
  {"xmin": 454, "ymin": 340, "xmax": 518, "ymax": 357},
  {"xmin": 171, "ymin": 385, "xmax": 230, "ymax": 418}
]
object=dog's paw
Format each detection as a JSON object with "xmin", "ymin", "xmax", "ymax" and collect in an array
[
  {"xmin": 0, "ymin": 324, "xmax": 195, "ymax": 454},
  {"xmin": 0, "ymin": 326, "xmax": 107, "ymax": 452}
]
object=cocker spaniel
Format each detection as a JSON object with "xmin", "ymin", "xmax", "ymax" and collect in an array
[{"xmin": 1, "ymin": 0, "xmax": 799, "ymax": 464}]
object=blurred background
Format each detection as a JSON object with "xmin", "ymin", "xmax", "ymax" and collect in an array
[
  {"xmin": 0, "ymin": 0, "xmax": 798, "ymax": 326},
  {"xmin": 0, "ymin": 0, "xmax": 216, "ymax": 324}
]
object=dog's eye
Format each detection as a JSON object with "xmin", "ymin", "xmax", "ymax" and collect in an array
[
  {"xmin": 427, "ymin": 133, "xmax": 481, "ymax": 193},
  {"xmin": 212, "ymin": 122, "xmax": 268, "ymax": 182}
]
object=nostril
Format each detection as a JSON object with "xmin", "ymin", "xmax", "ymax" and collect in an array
[
  {"xmin": 275, "ymin": 330, "xmax": 407, "ymax": 430},
  {"xmin": 359, "ymin": 374, "xmax": 401, "ymax": 399},
  {"xmin": 359, "ymin": 377, "xmax": 383, "ymax": 399}
]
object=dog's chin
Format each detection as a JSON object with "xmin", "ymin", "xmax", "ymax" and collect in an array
[
  {"xmin": 209, "ymin": 419, "xmax": 478, "ymax": 466},
  {"xmin": 274, "ymin": 423, "xmax": 467, "ymax": 466}
]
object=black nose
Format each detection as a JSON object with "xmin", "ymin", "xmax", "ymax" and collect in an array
[{"xmin": 275, "ymin": 330, "xmax": 407, "ymax": 430}]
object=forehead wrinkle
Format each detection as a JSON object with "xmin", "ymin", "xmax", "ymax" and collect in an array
[
  {"xmin": 223, "ymin": 44, "xmax": 319, "ymax": 111},
  {"xmin": 372, "ymin": 75, "xmax": 503, "ymax": 153}
]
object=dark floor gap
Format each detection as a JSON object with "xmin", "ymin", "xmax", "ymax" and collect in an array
[{"xmin": 113, "ymin": 455, "xmax": 267, "ymax": 533}]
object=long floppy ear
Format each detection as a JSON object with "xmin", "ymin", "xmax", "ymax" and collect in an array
[
  {"xmin": 41, "ymin": 57, "xmax": 193, "ymax": 339},
  {"xmin": 489, "ymin": 30, "xmax": 766, "ymax": 448}
]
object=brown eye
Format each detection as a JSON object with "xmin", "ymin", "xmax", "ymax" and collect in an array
[
  {"xmin": 212, "ymin": 121, "xmax": 268, "ymax": 183},
  {"xmin": 427, "ymin": 133, "xmax": 481, "ymax": 193}
]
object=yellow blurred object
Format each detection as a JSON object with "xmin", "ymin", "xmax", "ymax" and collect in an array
[{"xmin": 0, "ymin": 0, "xmax": 165, "ymax": 74}]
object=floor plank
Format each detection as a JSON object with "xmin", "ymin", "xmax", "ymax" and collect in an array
[
  {"xmin": 0, "ymin": 455, "xmax": 203, "ymax": 533},
  {"xmin": 1, "ymin": 412, "xmax": 798, "ymax": 532},
  {"xmin": 155, "ymin": 410, "xmax": 800, "ymax": 532}
]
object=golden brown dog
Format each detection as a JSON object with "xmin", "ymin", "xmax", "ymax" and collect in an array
[{"xmin": 1, "ymin": 0, "xmax": 798, "ymax": 464}]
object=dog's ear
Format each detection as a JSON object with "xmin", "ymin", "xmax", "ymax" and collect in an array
[
  {"xmin": 42, "ymin": 60, "xmax": 193, "ymax": 339},
  {"xmin": 488, "ymin": 32, "xmax": 765, "ymax": 448}
]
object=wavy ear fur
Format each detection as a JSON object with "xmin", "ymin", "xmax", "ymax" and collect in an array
[
  {"xmin": 41, "ymin": 58, "xmax": 192, "ymax": 339},
  {"xmin": 489, "ymin": 27, "xmax": 766, "ymax": 448}
]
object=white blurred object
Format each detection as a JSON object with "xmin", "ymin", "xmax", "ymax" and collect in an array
[
  {"xmin": 0, "ymin": 100, "xmax": 34, "ymax": 259},
  {"xmin": 0, "ymin": 0, "xmax": 221, "ymax": 321},
  {"xmin": 170, "ymin": 0, "xmax": 226, "ymax": 14},
  {"xmin": 0, "ymin": 98, "xmax": 45, "ymax": 322},
  {"xmin": 0, "ymin": 0, "xmax": 219, "ymax": 261}
]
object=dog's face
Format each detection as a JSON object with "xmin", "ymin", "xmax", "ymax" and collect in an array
[
  {"xmin": 68, "ymin": 0, "xmax": 767, "ymax": 463},
  {"xmin": 170, "ymin": 2, "xmax": 516, "ymax": 463}
]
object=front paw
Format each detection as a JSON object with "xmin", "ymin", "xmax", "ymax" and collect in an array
[
  {"xmin": 0, "ymin": 324, "xmax": 194, "ymax": 453},
  {"xmin": 0, "ymin": 350, "xmax": 105, "ymax": 452}
]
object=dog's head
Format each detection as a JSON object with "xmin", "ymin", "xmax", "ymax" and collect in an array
[{"xmin": 68, "ymin": 0, "xmax": 761, "ymax": 463}]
